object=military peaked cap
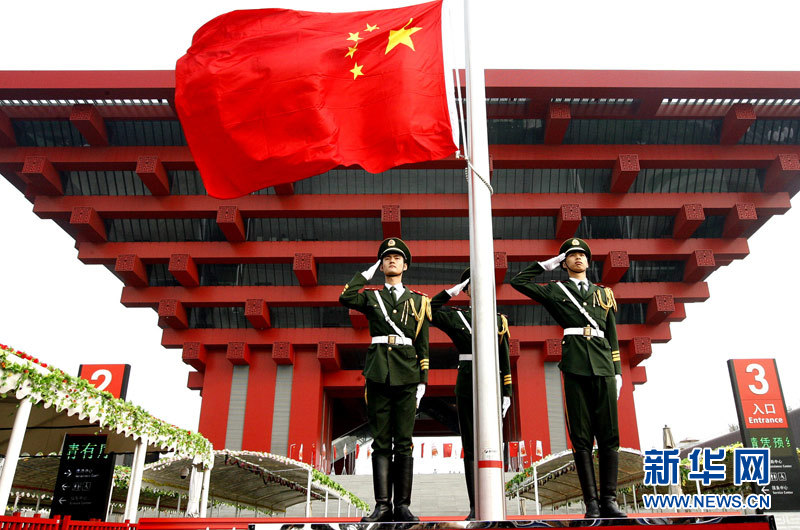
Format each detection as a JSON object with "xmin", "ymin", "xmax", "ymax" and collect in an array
[
  {"xmin": 559, "ymin": 237, "xmax": 592, "ymax": 261},
  {"xmin": 460, "ymin": 267, "xmax": 470, "ymax": 284},
  {"xmin": 378, "ymin": 237, "xmax": 412, "ymax": 264}
]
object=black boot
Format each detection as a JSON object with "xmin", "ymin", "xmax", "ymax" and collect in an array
[
  {"xmin": 598, "ymin": 449, "xmax": 626, "ymax": 518},
  {"xmin": 392, "ymin": 454, "xmax": 420, "ymax": 522},
  {"xmin": 573, "ymin": 451, "xmax": 600, "ymax": 519},
  {"xmin": 361, "ymin": 454, "xmax": 394, "ymax": 522},
  {"xmin": 464, "ymin": 456, "xmax": 476, "ymax": 520}
]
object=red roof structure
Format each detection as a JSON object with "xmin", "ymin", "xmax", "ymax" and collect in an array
[{"xmin": 1, "ymin": 69, "xmax": 799, "ymax": 468}]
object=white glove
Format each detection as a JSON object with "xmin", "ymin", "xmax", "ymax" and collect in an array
[
  {"xmin": 502, "ymin": 396, "xmax": 511, "ymax": 418},
  {"xmin": 539, "ymin": 253, "xmax": 566, "ymax": 272},
  {"xmin": 416, "ymin": 383, "xmax": 426, "ymax": 408},
  {"xmin": 615, "ymin": 374, "xmax": 622, "ymax": 401},
  {"xmin": 361, "ymin": 259, "xmax": 381, "ymax": 281},
  {"xmin": 446, "ymin": 278, "xmax": 470, "ymax": 297}
]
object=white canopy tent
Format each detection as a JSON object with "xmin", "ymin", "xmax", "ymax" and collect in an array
[
  {"xmin": 505, "ymin": 448, "xmax": 646, "ymax": 512},
  {"xmin": 0, "ymin": 344, "xmax": 214, "ymax": 518}
]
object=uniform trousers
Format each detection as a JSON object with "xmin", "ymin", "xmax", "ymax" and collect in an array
[
  {"xmin": 366, "ymin": 379, "xmax": 417, "ymax": 458},
  {"xmin": 563, "ymin": 372, "xmax": 619, "ymax": 453}
]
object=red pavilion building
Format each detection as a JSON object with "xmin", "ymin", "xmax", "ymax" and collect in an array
[{"xmin": 1, "ymin": 69, "xmax": 799, "ymax": 469}]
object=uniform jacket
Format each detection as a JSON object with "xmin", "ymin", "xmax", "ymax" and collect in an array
[
  {"xmin": 339, "ymin": 272, "xmax": 430, "ymax": 385},
  {"xmin": 510, "ymin": 262, "xmax": 621, "ymax": 376},
  {"xmin": 430, "ymin": 290, "xmax": 512, "ymax": 398}
]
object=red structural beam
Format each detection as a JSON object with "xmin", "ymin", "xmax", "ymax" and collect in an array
[
  {"xmin": 3, "ymin": 145, "xmax": 800, "ymax": 173},
  {"xmin": 120, "ymin": 282, "xmax": 710, "ymax": 308},
  {"xmin": 32, "ymin": 192, "xmax": 791, "ymax": 220},
  {"xmin": 160, "ymin": 322, "xmax": 673, "ymax": 349},
  {"xmin": 76, "ymin": 238, "xmax": 750, "ymax": 264}
]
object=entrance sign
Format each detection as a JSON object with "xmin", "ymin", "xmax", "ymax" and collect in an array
[
  {"xmin": 50, "ymin": 434, "xmax": 114, "ymax": 520},
  {"xmin": 728, "ymin": 359, "xmax": 800, "ymax": 511},
  {"xmin": 78, "ymin": 364, "xmax": 131, "ymax": 399}
]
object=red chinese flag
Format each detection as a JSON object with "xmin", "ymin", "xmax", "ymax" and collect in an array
[
  {"xmin": 443, "ymin": 443, "xmax": 453, "ymax": 458},
  {"xmin": 509, "ymin": 442, "xmax": 519, "ymax": 458},
  {"xmin": 176, "ymin": 0, "xmax": 457, "ymax": 199}
]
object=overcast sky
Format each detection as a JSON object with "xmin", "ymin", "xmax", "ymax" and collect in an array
[{"xmin": 1, "ymin": 0, "xmax": 799, "ymax": 455}]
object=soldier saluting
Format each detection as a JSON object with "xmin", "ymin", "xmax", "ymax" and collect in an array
[
  {"xmin": 430, "ymin": 268, "xmax": 512, "ymax": 520},
  {"xmin": 339, "ymin": 238, "xmax": 430, "ymax": 522},
  {"xmin": 510, "ymin": 238, "xmax": 626, "ymax": 519}
]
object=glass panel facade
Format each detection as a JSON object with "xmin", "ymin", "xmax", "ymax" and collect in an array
[
  {"xmin": 106, "ymin": 218, "xmax": 225, "ymax": 242},
  {"xmin": 148, "ymin": 263, "xmax": 180, "ymax": 287},
  {"xmin": 294, "ymin": 169, "xmax": 467, "ymax": 194},
  {"xmin": 577, "ymin": 216, "xmax": 674, "ymax": 239},
  {"xmin": 629, "ymin": 168, "xmax": 761, "ymax": 193},
  {"xmin": 13, "ymin": 120, "xmax": 84, "ymax": 147},
  {"xmin": 170, "ymin": 171, "xmax": 207, "ymax": 195},
  {"xmin": 64, "ymin": 170, "xmax": 152, "ymax": 196},
  {"xmin": 564, "ymin": 119, "xmax": 722, "ymax": 144},
  {"xmin": 487, "ymin": 119, "xmax": 544, "ymax": 144},
  {"xmin": 621, "ymin": 260, "xmax": 685, "ymax": 282},
  {"xmin": 246, "ymin": 218, "xmax": 381, "ymax": 242},
  {"xmin": 740, "ymin": 119, "xmax": 800, "ymax": 145},
  {"xmin": 198, "ymin": 264, "xmax": 298, "ymax": 287},
  {"xmin": 493, "ymin": 169, "xmax": 611, "ymax": 194},
  {"xmin": 106, "ymin": 120, "xmax": 187, "ymax": 146}
]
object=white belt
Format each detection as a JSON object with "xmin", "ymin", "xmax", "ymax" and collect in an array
[
  {"xmin": 459, "ymin": 354, "xmax": 473, "ymax": 361},
  {"xmin": 372, "ymin": 335, "xmax": 413, "ymax": 346},
  {"xmin": 564, "ymin": 327, "xmax": 605, "ymax": 338}
]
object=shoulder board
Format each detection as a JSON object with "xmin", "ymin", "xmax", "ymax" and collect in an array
[{"xmin": 409, "ymin": 288, "xmax": 429, "ymax": 297}]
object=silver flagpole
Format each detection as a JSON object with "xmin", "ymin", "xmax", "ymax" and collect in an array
[{"xmin": 464, "ymin": 0, "xmax": 506, "ymax": 520}]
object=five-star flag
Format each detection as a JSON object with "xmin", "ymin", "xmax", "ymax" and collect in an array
[{"xmin": 175, "ymin": 0, "xmax": 457, "ymax": 199}]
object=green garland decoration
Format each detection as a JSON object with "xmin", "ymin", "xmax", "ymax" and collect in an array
[{"xmin": 0, "ymin": 344, "xmax": 214, "ymax": 468}]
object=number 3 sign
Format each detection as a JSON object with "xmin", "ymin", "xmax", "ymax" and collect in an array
[{"xmin": 78, "ymin": 364, "xmax": 131, "ymax": 400}]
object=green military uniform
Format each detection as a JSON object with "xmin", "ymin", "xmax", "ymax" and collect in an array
[
  {"xmin": 338, "ymin": 238, "xmax": 429, "ymax": 522},
  {"xmin": 510, "ymin": 238, "xmax": 626, "ymax": 518},
  {"xmin": 430, "ymin": 278, "xmax": 512, "ymax": 518}
]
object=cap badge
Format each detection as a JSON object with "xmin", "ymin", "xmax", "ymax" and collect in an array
[
  {"xmin": 388, "ymin": 239, "xmax": 396, "ymax": 246},
  {"xmin": 572, "ymin": 239, "xmax": 579, "ymax": 245}
]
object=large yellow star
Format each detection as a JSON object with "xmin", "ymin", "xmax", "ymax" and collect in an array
[
  {"xmin": 365, "ymin": 23, "xmax": 378, "ymax": 32},
  {"xmin": 350, "ymin": 63, "xmax": 364, "ymax": 80},
  {"xmin": 386, "ymin": 18, "xmax": 422, "ymax": 54},
  {"xmin": 347, "ymin": 32, "xmax": 362, "ymax": 43},
  {"xmin": 345, "ymin": 45, "xmax": 357, "ymax": 58}
]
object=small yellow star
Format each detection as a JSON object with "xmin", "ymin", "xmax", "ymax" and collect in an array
[
  {"xmin": 350, "ymin": 63, "xmax": 364, "ymax": 80},
  {"xmin": 386, "ymin": 18, "xmax": 422, "ymax": 54},
  {"xmin": 365, "ymin": 23, "xmax": 378, "ymax": 32},
  {"xmin": 347, "ymin": 32, "xmax": 362, "ymax": 43},
  {"xmin": 345, "ymin": 46, "xmax": 357, "ymax": 58}
]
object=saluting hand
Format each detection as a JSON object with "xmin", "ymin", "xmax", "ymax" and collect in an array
[
  {"xmin": 539, "ymin": 253, "xmax": 566, "ymax": 272},
  {"xmin": 446, "ymin": 278, "xmax": 470, "ymax": 297},
  {"xmin": 361, "ymin": 259, "xmax": 382, "ymax": 281}
]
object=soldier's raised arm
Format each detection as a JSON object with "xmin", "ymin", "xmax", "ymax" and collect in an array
[
  {"xmin": 510, "ymin": 253, "xmax": 566, "ymax": 303},
  {"xmin": 339, "ymin": 259, "xmax": 381, "ymax": 311}
]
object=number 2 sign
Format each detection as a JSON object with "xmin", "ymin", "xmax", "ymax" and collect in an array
[{"xmin": 77, "ymin": 364, "xmax": 131, "ymax": 400}]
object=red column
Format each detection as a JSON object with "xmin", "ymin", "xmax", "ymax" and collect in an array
[
  {"xmin": 287, "ymin": 350, "xmax": 325, "ymax": 465},
  {"xmin": 513, "ymin": 347, "xmax": 551, "ymax": 458},
  {"xmin": 197, "ymin": 351, "xmax": 234, "ymax": 449},
  {"xmin": 241, "ymin": 349, "xmax": 278, "ymax": 451},
  {"xmin": 617, "ymin": 349, "xmax": 641, "ymax": 450}
]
